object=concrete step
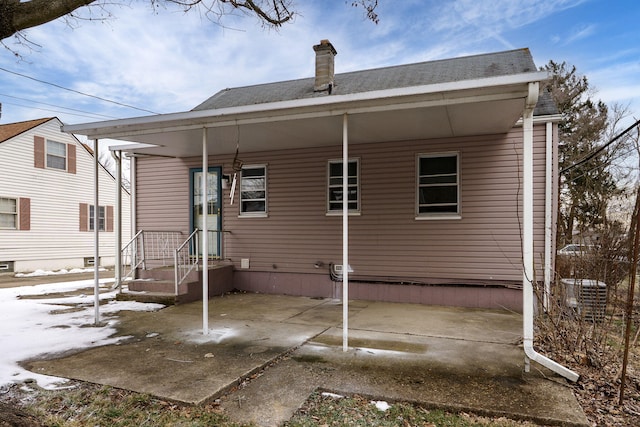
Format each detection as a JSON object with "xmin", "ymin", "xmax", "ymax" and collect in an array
[
  {"xmin": 122, "ymin": 264, "xmax": 235, "ymax": 305},
  {"xmin": 128, "ymin": 279, "xmax": 175, "ymax": 294},
  {"xmin": 116, "ymin": 290, "xmax": 176, "ymax": 305}
]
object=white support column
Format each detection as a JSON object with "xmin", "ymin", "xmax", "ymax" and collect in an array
[
  {"xmin": 114, "ymin": 150, "xmax": 122, "ymax": 290},
  {"xmin": 522, "ymin": 83, "xmax": 578, "ymax": 382},
  {"xmin": 544, "ymin": 122, "xmax": 553, "ymax": 310},
  {"xmin": 202, "ymin": 128, "xmax": 209, "ymax": 335},
  {"xmin": 342, "ymin": 113, "xmax": 349, "ymax": 352},
  {"xmin": 93, "ymin": 138, "xmax": 100, "ymax": 325},
  {"xmin": 130, "ymin": 155, "xmax": 137, "ymax": 239}
]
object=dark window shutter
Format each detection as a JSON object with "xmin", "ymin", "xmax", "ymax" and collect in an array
[
  {"xmin": 79, "ymin": 203, "xmax": 88, "ymax": 231},
  {"xmin": 106, "ymin": 205, "xmax": 114, "ymax": 232},
  {"xmin": 34, "ymin": 136, "xmax": 45, "ymax": 169},
  {"xmin": 67, "ymin": 144, "xmax": 76, "ymax": 174},
  {"xmin": 19, "ymin": 198, "xmax": 30, "ymax": 231}
]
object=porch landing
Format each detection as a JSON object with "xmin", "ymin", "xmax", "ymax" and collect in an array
[
  {"xmin": 116, "ymin": 264, "xmax": 234, "ymax": 305},
  {"xmin": 24, "ymin": 293, "xmax": 588, "ymax": 426}
]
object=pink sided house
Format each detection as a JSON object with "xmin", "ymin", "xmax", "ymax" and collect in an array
[
  {"xmin": 64, "ymin": 42, "xmax": 560, "ymax": 310},
  {"xmin": 65, "ymin": 41, "xmax": 579, "ymax": 381}
]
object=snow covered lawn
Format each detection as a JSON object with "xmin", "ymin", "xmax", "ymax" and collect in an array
[{"xmin": 0, "ymin": 276, "xmax": 164, "ymax": 389}]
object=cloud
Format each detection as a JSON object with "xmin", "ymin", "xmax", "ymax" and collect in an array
[
  {"xmin": 1, "ymin": 0, "xmax": 635, "ymax": 128},
  {"xmin": 563, "ymin": 23, "xmax": 597, "ymax": 45},
  {"xmin": 587, "ymin": 61, "xmax": 640, "ymax": 109}
]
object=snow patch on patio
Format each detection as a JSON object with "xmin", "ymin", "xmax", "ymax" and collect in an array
[
  {"xmin": 0, "ymin": 279, "xmax": 164, "ymax": 390},
  {"xmin": 184, "ymin": 326, "xmax": 238, "ymax": 344}
]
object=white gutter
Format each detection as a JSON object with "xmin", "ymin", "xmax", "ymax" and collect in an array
[
  {"xmin": 522, "ymin": 82, "xmax": 578, "ymax": 382},
  {"xmin": 62, "ymin": 71, "xmax": 549, "ymax": 140},
  {"xmin": 515, "ymin": 114, "xmax": 562, "ymax": 126}
]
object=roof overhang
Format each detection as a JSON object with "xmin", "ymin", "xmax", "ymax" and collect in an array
[{"xmin": 62, "ymin": 71, "xmax": 549, "ymax": 157}]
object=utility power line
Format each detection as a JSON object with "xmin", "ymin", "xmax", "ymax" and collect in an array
[
  {"xmin": 0, "ymin": 100, "xmax": 117, "ymax": 120},
  {"xmin": 561, "ymin": 118, "xmax": 640, "ymax": 175},
  {"xmin": 0, "ymin": 93, "xmax": 118, "ymax": 120},
  {"xmin": 0, "ymin": 66, "xmax": 160, "ymax": 115}
]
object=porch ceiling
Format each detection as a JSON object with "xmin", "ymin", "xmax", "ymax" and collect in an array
[{"xmin": 63, "ymin": 75, "xmax": 544, "ymax": 158}]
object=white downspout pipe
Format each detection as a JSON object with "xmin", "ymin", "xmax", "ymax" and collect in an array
[
  {"xmin": 93, "ymin": 138, "xmax": 100, "ymax": 325},
  {"xmin": 342, "ymin": 113, "xmax": 349, "ymax": 352},
  {"xmin": 543, "ymin": 122, "xmax": 553, "ymax": 310},
  {"xmin": 202, "ymin": 128, "xmax": 209, "ymax": 335},
  {"xmin": 522, "ymin": 83, "xmax": 578, "ymax": 382},
  {"xmin": 112, "ymin": 150, "xmax": 122, "ymax": 290}
]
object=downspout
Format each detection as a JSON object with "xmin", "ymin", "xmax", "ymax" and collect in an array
[
  {"xmin": 342, "ymin": 113, "xmax": 349, "ymax": 352},
  {"xmin": 93, "ymin": 138, "xmax": 101, "ymax": 325},
  {"xmin": 111, "ymin": 150, "xmax": 122, "ymax": 291},
  {"xmin": 202, "ymin": 128, "xmax": 209, "ymax": 335},
  {"xmin": 543, "ymin": 122, "xmax": 553, "ymax": 310},
  {"xmin": 522, "ymin": 83, "xmax": 578, "ymax": 382}
]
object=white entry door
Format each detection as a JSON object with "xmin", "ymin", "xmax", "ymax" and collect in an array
[{"xmin": 192, "ymin": 168, "xmax": 220, "ymax": 259}]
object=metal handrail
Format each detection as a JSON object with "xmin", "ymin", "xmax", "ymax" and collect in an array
[
  {"xmin": 174, "ymin": 228, "xmax": 200, "ymax": 293},
  {"xmin": 120, "ymin": 230, "xmax": 144, "ymax": 286},
  {"xmin": 121, "ymin": 229, "xmax": 228, "ymax": 295}
]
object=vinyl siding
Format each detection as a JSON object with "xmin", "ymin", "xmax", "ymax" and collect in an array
[
  {"xmin": 0, "ymin": 119, "xmax": 132, "ymax": 271},
  {"xmin": 135, "ymin": 157, "xmax": 191, "ymax": 231},
  {"xmin": 135, "ymin": 122, "xmax": 554, "ymax": 285}
]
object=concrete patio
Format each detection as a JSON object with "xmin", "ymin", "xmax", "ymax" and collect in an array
[{"xmin": 23, "ymin": 292, "xmax": 588, "ymax": 426}]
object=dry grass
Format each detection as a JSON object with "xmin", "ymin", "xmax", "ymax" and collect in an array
[
  {"xmin": 535, "ymin": 254, "xmax": 640, "ymax": 426},
  {"xmin": 1, "ymin": 383, "xmax": 543, "ymax": 427},
  {"xmin": 286, "ymin": 392, "xmax": 541, "ymax": 427}
]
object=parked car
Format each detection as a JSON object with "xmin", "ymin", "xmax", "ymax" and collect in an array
[{"xmin": 557, "ymin": 244, "xmax": 594, "ymax": 256}]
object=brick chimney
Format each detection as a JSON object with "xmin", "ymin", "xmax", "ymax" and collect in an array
[{"xmin": 313, "ymin": 40, "xmax": 337, "ymax": 93}]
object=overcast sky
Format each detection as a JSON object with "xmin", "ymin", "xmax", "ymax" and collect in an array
[{"xmin": 0, "ymin": 0, "xmax": 638, "ymax": 142}]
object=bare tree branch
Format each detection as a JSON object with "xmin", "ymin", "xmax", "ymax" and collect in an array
[{"xmin": 0, "ymin": 0, "xmax": 96, "ymax": 40}]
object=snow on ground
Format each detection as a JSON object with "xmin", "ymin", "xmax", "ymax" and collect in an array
[
  {"xmin": 0, "ymin": 278, "xmax": 164, "ymax": 389},
  {"xmin": 372, "ymin": 400, "xmax": 391, "ymax": 411},
  {"xmin": 14, "ymin": 267, "xmax": 106, "ymax": 278}
]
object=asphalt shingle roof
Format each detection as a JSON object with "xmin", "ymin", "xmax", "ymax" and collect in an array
[
  {"xmin": 193, "ymin": 48, "xmax": 555, "ymax": 114},
  {"xmin": 0, "ymin": 117, "xmax": 52, "ymax": 144}
]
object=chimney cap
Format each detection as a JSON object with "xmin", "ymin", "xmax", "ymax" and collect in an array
[{"xmin": 313, "ymin": 39, "xmax": 337, "ymax": 56}]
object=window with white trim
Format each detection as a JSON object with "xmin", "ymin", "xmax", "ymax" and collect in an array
[
  {"xmin": 46, "ymin": 140, "xmax": 67, "ymax": 170},
  {"xmin": 89, "ymin": 205, "xmax": 106, "ymax": 231},
  {"xmin": 327, "ymin": 159, "xmax": 359, "ymax": 213},
  {"xmin": 240, "ymin": 165, "xmax": 267, "ymax": 215},
  {"xmin": 417, "ymin": 153, "xmax": 459, "ymax": 216},
  {"xmin": 0, "ymin": 197, "xmax": 17, "ymax": 229}
]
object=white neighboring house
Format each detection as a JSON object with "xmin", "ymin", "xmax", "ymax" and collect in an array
[{"xmin": 0, "ymin": 117, "xmax": 131, "ymax": 273}]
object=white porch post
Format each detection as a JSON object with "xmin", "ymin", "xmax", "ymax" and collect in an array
[
  {"xmin": 342, "ymin": 113, "xmax": 349, "ymax": 352},
  {"xmin": 202, "ymin": 128, "xmax": 209, "ymax": 335},
  {"xmin": 114, "ymin": 150, "xmax": 122, "ymax": 290},
  {"xmin": 93, "ymin": 138, "xmax": 100, "ymax": 325},
  {"xmin": 130, "ymin": 155, "xmax": 137, "ymax": 240},
  {"xmin": 543, "ymin": 122, "xmax": 553, "ymax": 310}
]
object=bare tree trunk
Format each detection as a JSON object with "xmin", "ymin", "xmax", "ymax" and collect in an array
[
  {"xmin": 619, "ymin": 184, "xmax": 640, "ymax": 404},
  {"xmin": 1, "ymin": 0, "xmax": 95, "ymax": 40}
]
